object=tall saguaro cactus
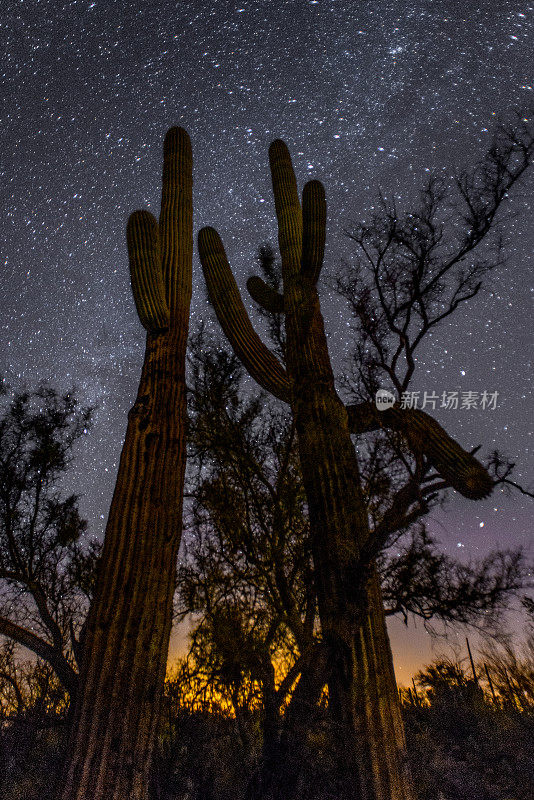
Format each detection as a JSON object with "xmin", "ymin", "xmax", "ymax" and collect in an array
[
  {"xmin": 58, "ymin": 128, "xmax": 193, "ymax": 800},
  {"xmin": 198, "ymin": 141, "xmax": 492, "ymax": 800}
]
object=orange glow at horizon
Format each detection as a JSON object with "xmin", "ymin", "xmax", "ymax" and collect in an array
[{"xmin": 166, "ymin": 614, "xmax": 458, "ymax": 690}]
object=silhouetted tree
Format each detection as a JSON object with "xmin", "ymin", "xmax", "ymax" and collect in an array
[
  {"xmin": 0, "ymin": 382, "xmax": 93, "ymax": 697},
  {"xmin": 380, "ymin": 525, "xmax": 525, "ymax": 630}
]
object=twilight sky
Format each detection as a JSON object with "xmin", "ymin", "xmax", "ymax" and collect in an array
[{"xmin": 1, "ymin": 0, "xmax": 533, "ymax": 680}]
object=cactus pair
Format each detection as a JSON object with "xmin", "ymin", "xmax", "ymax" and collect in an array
[{"xmin": 59, "ymin": 128, "xmax": 493, "ymax": 800}]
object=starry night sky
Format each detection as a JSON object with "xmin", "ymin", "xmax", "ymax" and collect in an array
[{"xmin": 1, "ymin": 0, "xmax": 533, "ymax": 680}]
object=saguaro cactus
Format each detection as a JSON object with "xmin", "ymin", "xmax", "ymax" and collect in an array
[
  {"xmin": 198, "ymin": 141, "xmax": 492, "ymax": 800},
  {"xmin": 58, "ymin": 128, "xmax": 193, "ymax": 800}
]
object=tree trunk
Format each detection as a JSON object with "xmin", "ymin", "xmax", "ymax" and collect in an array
[{"xmin": 245, "ymin": 644, "xmax": 331, "ymax": 800}]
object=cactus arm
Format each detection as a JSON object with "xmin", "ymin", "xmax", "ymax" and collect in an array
[
  {"xmin": 198, "ymin": 226, "xmax": 291, "ymax": 404},
  {"xmin": 246, "ymin": 275, "xmax": 285, "ymax": 313},
  {"xmin": 268, "ymin": 140, "xmax": 302, "ymax": 279},
  {"xmin": 346, "ymin": 403, "xmax": 493, "ymax": 500},
  {"xmin": 301, "ymin": 180, "xmax": 326, "ymax": 284},
  {"xmin": 160, "ymin": 127, "xmax": 193, "ymax": 318},
  {"xmin": 127, "ymin": 210, "xmax": 169, "ymax": 333}
]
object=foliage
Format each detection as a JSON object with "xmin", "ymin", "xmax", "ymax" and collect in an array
[
  {"xmin": 0, "ymin": 381, "xmax": 95, "ymax": 695},
  {"xmin": 404, "ymin": 653, "xmax": 534, "ymax": 800},
  {"xmin": 0, "ymin": 644, "xmax": 71, "ymax": 800},
  {"xmin": 1, "ymin": 643, "xmax": 532, "ymax": 800},
  {"xmin": 380, "ymin": 525, "xmax": 526, "ymax": 630},
  {"xmin": 181, "ymin": 328, "xmax": 314, "ymax": 719}
]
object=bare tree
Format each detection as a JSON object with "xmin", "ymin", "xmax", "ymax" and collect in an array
[{"xmin": 338, "ymin": 115, "xmax": 534, "ymax": 399}]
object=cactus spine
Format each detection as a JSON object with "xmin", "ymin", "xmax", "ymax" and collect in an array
[
  {"xmin": 198, "ymin": 139, "xmax": 493, "ymax": 800},
  {"xmin": 58, "ymin": 128, "xmax": 193, "ymax": 800}
]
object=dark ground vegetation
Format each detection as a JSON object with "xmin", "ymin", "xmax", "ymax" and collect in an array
[{"xmin": 1, "ymin": 642, "xmax": 533, "ymax": 800}]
